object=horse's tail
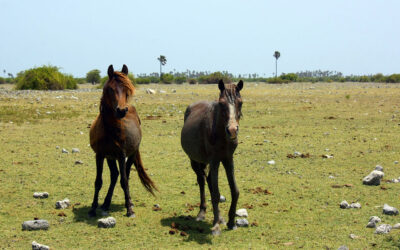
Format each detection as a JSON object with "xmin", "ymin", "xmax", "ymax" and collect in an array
[{"xmin": 133, "ymin": 151, "xmax": 158, "ymax": 196}]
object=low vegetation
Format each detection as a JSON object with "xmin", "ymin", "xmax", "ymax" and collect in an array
[
  {"xmin": 1, "ymin": 82, "xmax": 400, "ymax": 249},
  {"xmin": 15, "ymin": 66, "xmax": 77, "ymax": 90}
]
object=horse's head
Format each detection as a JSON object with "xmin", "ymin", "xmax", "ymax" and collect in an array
[
  {"xmin": 101, "ymin": 64, "xmax": 135, "ymax": 119},
  {"xmin": 218, "ymin": 79, "xmax": 244, "ymax": 140}
]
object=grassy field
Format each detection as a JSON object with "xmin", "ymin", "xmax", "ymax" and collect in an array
[{"xmin": 1, "ymin": 82, "xmax": 400, "ymax": 249}]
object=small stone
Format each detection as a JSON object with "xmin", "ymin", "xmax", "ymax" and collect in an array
[
  {"xmin": 395, "ymin": 161, "xmax": 399, "ymax": 164},
  {"xmin": 340, "ymin": 200, "xmax": 349, "ymax": 209},
  {"xmin": 71, "ymin": 148, "xmax": 80, "ymax": 153},
  {"xmin": 322, "ymin": 154, "xmax": 333, "ymax": 159},
  {"xmin": 349, "ymin": 233, "xmax": 359, "ymax": 239},
  {"xmin": 383, "ymin": 204, "xmax": 399, "ymax": 215},
  {"xmin": 393, "ymin": 223, "xmax": 400, "ymax": 229},
  {"xmin": 172, "ymin": 89, "xmax": 177, "ymax": 93},
  {"xmin": 62, "ymin": 148, "xmax": 69, "ymax": 154},
  {"xmin": 22, "ymin": 220, "xmax": 49, "ymax": 231},
  {"xmin": 338, "ymin": 246, "xmax": 349, "ymax": 250},
  {"xmin": 220, "ymin": 195, "xmax": 226, "ymax": 202},
  {"xmin": 159, "ymin": 90, "xmax": 166, "ymax": 94},
  {"xmin": 267, "ymin": 160, "xmax": 275, "ymax": 165},
  {"xmin": 236, "ymin": 208, "xmax": 248, "ymax": 217},
  {"xmin": 350, "ymin": 202, "xmax": 361, "ymax": 209},
  {"xmin": 56, "ymin": 146, "xmax": 60, "ymax": 149},
  {"xmin": 55, "ymin": 198, "xmax": 70, "ymax": 209},
  {"xmin": 366, "ymin": 221, "xmax": 377, "ymax": 228},
  {"xmin": 362, "ymin": 170, "xmax": 384, "ymax": 186},
  {"xmin": 32, "ymin": 241, "xmax": 50, "ymax": 250},
  {"xmin": 33, "ymin": 192, "xmax": 49, "ymax": 199},
  {"xmin": 74, "ymin": 160, "xmax": 83, "ymax": 165},
  {"xmin": 98, "ymin": 217, "xmax": 116, "ymax": 228},
  {"xmin": 375, "ymin": 224, "xmax": 392, "ymax": 234},
  {"xmin": 369, "ymin": 216, "xmax": 381, "ymax": 224},
  {"xmin": 294, "ymin": 151, "xmax": 301, "ymax": 156},
  {"xmin": 146, "ymin": 88, "xmax": 155, "ymax": 94},
  {"xmin": 329, "ymin": 175, "xmax": 335, "ymax": 179},
  {"xmin": 236, "ymin": 218, "xmax": 249, "ymax": 227},
  {"xmin": 375, "ymin": 165, "xmax": 384, "ymax": 171}
]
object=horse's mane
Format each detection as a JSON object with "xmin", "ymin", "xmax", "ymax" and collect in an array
[{"xmin": 112, "ymin": 71, "xmax": 136, "ymax": 96}]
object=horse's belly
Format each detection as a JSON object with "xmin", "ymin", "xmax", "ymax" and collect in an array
[
  {"xmin": 181, "ymin": 120, "xmax": 208, "ymax": 164},
  {"xmin": 122, "ymin": 120, "xmax": 141, "ymax": 156}
]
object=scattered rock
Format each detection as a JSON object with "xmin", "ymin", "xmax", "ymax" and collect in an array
[
  {"xmin": 375, "ymin": 224, "xmax": 392, "ymax": 234},
  {"xmin": 146, "ymin": 88, "xmax": 155, "ymax": 94},
  {"xmin": 74, "ymin": 160, "xmax": 83, "ymax": 165},
  {"xmin": 340, "ymin": 200, "xmax": 349, "ymax": 209},
  {"xmin": 71, "ymin": 148, "xmax": 80, "ymax": 153},
  {"xmin": 338, "ymin": 246, "xmax": 349, "ymax": 250},
  {"xmin": 220, "ymin": 195, "xmax": 226, "ymax": 202},
  {"xmin": 350, "ymin": 202, "xmax": 361, "ymax": 209},
  {"xmin": 55, "ymin": 198, "xmax": 70, "ymax": 209},
  {"xmin": 393, "ymin": 223, "xmax": 400, "ymax": 229},
  {"xmin": 367, "ymin": 216, "xmax": 381, "ymax": 228},
  {"xmin": 98, "ymin": 217, "xmax": 116, "ymax": 228},
  {"xmin": 62, "ymin": 148, "xmax": 69, "ymax": 154},
  {"xmin": 159, "ymin": 90, "xmax": 166, "ymax": 94},
  {"xmin": 322, "ymin": 154, "xmax": 334, "ymax": 159},
  {"xmin": 172, "ymin": 89, "xmax": 177, "ymax": 93},
  {"xmin": 329, "ymin": 175, "xmax": 335, "ymax": 179},
  {"xmin": 152, "ymin": 204, "xmax": 162, "ymax": 211},
  {"xmin": 395, "ymin": 161, "xmax": 399, "ymax": 164},
  {"xmin": 236, "ymin": 208, "xmax": 248, "ymax": 217},
  {"xmin": 383, "ymin": 204, "xmax": 399, "ymax": 215},
  {"xmin": 32, "ymin": 241, "xmax": 50, "ymax": 250},
  {"xmin": 362, "ymin": 170, "xmax": 384, "ymax": 186},
  {"xmin": 22, "ymin": 220, "xmax": 49, "ymax": 231},
  {"xmin": 267, "ymin": 160, "xmax": 275, "ymax": 165},
  {"xmin": 349, "ymin": 233, "xmax": 359, "ymax": 239},
  {"xmin": 375, "ymin": 165, "xmax": 384, "ymax": 171},
  {"xmin": 236, "ymin": 218, "xmax": 249, "ymax": 227},
  {"xmin": 56, "ymin": 146, "xmax": 60, "ymax": 149},
  {"xmin": 33, "ymin": 192, "xmax": 49, "ymax": 199}
]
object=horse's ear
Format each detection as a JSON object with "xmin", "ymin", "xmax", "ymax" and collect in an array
[
  {"xmin": 237, "ymin": 80, "xmax": 243, "ymax": 91},
  {"xmin": 121, "ymin": 64, "xmax": 128, "ymax": 75},
  {"xmin": 108, "ymin": 65, "xmax": 114, "ymax": 79},
  {"xmin": 218, "ymin": 79, "xmax": 225, "ymax": 91}
]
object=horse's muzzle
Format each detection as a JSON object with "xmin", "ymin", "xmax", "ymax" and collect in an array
[
  {"xmin": 226, "ymin": 125, "xmax": 239, "ymax": 140},
  {"xmin": 116, "ymin": 107, "xmax": 128, "ymax": 119}
]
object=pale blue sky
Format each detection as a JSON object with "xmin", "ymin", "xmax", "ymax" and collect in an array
[{"xmin": 1, "ymin": 0, "xmax": 399, "ymax": 77}]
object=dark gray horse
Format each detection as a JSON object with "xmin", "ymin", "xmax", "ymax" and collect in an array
[{"xmin": 181, "ymin": 79, "xmax": 244, "ymax": 235}]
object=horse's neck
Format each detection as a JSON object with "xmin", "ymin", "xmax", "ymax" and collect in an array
[{"xmin": 100, "ymin": 102, "xmax": 122, "ymax": 133}]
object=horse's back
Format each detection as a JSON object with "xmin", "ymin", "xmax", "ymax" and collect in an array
[{"xmin": 181, "ymin": 101, "xmax": 214, "ymax": 163}]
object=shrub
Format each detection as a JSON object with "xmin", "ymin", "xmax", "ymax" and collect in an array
[
  {"xmin": 86, "ymin": 69, "xmax": 101, "ymax": 84},
  {"xmin": 188, "ymin": 78, "xmax": 197, "ymax": 84},
  {"xmin": 75, "ymin": 77, "xmax": 86, "ymax": 84},
  {"xmin": 280, "ymin": 73, "xmax": 298, "ymax": 82},
  {"xmin": 136, "ymin": 77, "xmax": 151, "ymax": 84},
  {"xmin": 267, "ymin": 77, "xmax": 289, "ymax": 84},
  {"xmin": 385, "ymin": 74, "xmax": 400, "ymax": 83},
  {"xmin": 198, "ymin": 72, "xmax": 231, "ymax": 84},
  {"xmin": 174, "ymin": 76, "xmax": 186, "ymax": 84},
  {"xmin": 161, "ymin": 73, "xmax": 174, "ymax": 84},
  {"xmin": 0, "ymin": 77, "xmax": 5, "ymax": 84},
  {"xmin": 148, "ymin": 76, "xmax": 160, "ymax": 83},
  {"xmin": 15, "ymin": 65, "xmax": 77, "ymax": 90}
]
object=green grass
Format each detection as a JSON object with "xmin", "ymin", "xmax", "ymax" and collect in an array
[{"xmin": 1, "ymin": 82, "xmax": 400, "ymax": 249}]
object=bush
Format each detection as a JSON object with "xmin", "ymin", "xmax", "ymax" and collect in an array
[
  {"xmin": 161, "ymin": 73, "xmax": 174, "ymax": 84},
  {"xmin": 174, "ymin": 76, "xmax": 186, "ymax": 84},
  {"xmin": 15, "ymin": 65, "xmax": 77, "ymax": 90},
  {"xmin": 75, "ymin": 77, "xmax": 86, "ymax": 84},
  {"xmin": 280, "ymin": 73, "xmax": 298, "ymax": 82},
  {"xmin": 385, "ymin": 74, "xmax": 400, "ymax": 83},
  {"xmin": 188, "ymin": 78, "xmax": 197, "ymax": 84},
  {"xmin": 198, "ymin": 72, "xmax": 231, "ymax": 84},
  {"xmin": 267, "ymin": 77, "xmax": 289, "ymax": 84},
  {"xmin": 136, "ymin": 77, "xmax": 151, "ymax": 84},
  {"xmin": 86, "ymin": 69, "xmax": 101, "ymax": 84},
  {"xmin": 0, "ymin": 77, "xmax": 5, "ymax": 84},
  {"xmin": 148, "ymin": 76, "xmax": 160, "ymax": 83}
]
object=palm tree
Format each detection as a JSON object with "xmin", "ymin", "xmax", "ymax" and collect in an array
[
  {"xmin": 157, "ymin": 55, "xmax": 167, "ymax": 77},
  {"xmin": 273, "ymin": 51, "xmax": 280, "ymax": 78}
]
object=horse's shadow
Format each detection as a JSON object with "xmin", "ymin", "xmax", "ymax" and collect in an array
[
  {"xmin": 160, "ymin": 215, "xmax": 213, "ymax": 244},
  {"xmin": 72, "ymin": 204, "xmax": 125, "ymax": 226}
]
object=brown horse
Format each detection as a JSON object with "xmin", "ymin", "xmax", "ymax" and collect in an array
[
  {"xmin": 89, "ymin": 64, "xmax": 157, "ymax": 218},
  {"xmin": 181, "ymin": 79, "xmax": 244, "ymax": 235}
]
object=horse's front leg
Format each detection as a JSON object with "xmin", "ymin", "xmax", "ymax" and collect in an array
[
  {"xmin": 222, "ymin": 158, "xmax": 239, "ymax": 230},
  {"xmin": 88, "ymin": 154, "xmax": 104, "ymax": 217},
  {"xmin": 209, "ymin": 160, "xmax": 221, "ymax": 236},
  {"xmin": 118, "ymin": 153, "xmax": 134, "ymax": 217}
]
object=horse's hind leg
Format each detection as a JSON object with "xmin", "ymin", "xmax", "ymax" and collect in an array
[
  {"xmin": 88, "ymin": 154, "xmax": 104, "ymax": 217},
  {"xmin": 118, "ymin": 154, "xmax": 135, "ymax": 217},
  {"xmin": 222, "ymin": 158, "xmax": 239, "ymax": 230},
  {"xmin": 191, "ymin": 159, "xmax": 207, "ymax": 221},
  {"xmin": 100, "ymin": 159, "xmax": 119, "ymax": 212}
]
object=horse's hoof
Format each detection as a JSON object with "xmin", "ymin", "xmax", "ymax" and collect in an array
[
  {"xmin": 196, "ymin": 213, "xmax": 206, "ymax": 222},
  {"xmin": 228, "ymin": 222, "xmax": 237, "ymax": 230},
  {"xmin": 88, "ymin": 210, "xmax": 96, "ymax": 218},
  {"xmin": 211, "ymin": 224, "xmax": 221, "ymax": 236},
  {"xmin": 127, "ymin": 212, "xmax": 136, "ymax": 218}
]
